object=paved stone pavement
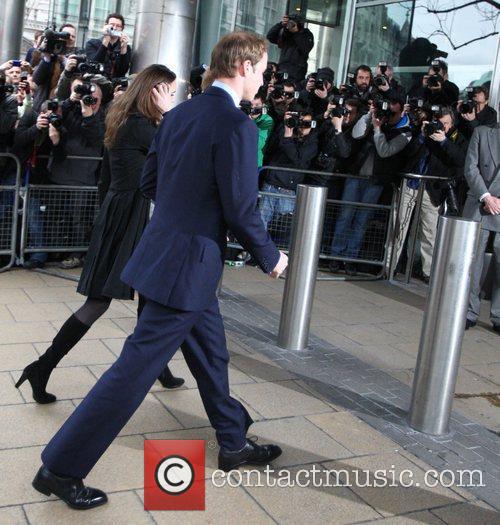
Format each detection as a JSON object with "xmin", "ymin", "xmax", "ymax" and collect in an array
[{"xmin": 0, "ymin": 266, "xmax": 498, "ymax": 524}]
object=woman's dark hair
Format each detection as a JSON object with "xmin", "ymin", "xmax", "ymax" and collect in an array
[
  {"xmin": 104, "ymin": 64, "xmax": 176, "ymax": 148},
  {"xmin": 106, "ymin": 13, "xmax": 125, "ymax": 28}
]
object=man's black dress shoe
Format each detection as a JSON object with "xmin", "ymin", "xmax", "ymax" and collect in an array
[
  {"xmin": 465, "ymin": 319, "xmax": 477, "ymax": 330},
  {"xmin": 218, "ymin": 438, "xmax": 282, "ymax": 472},
  {"xmin": 32, "ymin": 466, "xmax": 108, "ymax": 510}
]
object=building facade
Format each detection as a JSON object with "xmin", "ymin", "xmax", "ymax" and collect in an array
[{"xmin": 20, "ymin": 0, "xmax": 500, "ymax": 106}]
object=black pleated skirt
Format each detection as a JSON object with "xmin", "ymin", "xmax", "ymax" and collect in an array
[{"xmin": 77, "ymin": 189, "xmax": 149, "ymax": 300}]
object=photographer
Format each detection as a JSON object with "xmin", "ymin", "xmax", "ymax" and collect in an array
[
  {"xmin": 309, "ymin": 98, "xmax": 362, "ymax": 196},
  {"xmin": 408, "ymin": 59, "xmax": 459, "ymax": 107},
  {"xmin": 7, "ymin": 101, "xmax": 55, "ymax": 268},
  {"xmin": 339, "ymin": 65, "xmax": 374, "ymax": 106},
  {"xmin": 48, "ymin": 77, "xmax": 105, "ymax": 269},
  {"xmin": 458, "ymin": 85, "xmax": 497, "ymax": 140},
  {"xmin": 372, "ymin": 62, "xmax": 404, "ymax": 99},
  {"xmin": 31, "ymin": 23, "xmax": 79, "ymax": 112},
  {"xmin": 0, "ymin": 73, "xmax": 18, "ymax": 171},
  {"xmin": 330, "ymin": 94, "xmax": 412, "ymax": 275},
  {"xmin": 85, "ymin": 13, "xmax": 131, "ymax": 79},
  {"xmin": 298, "ymin": 67, "xmax": 338, "ymax": 121},
  {"xmin": 260, "ymin": 107, "xmax": 318, "ymax": 229},
  {"xmin": 391, "ymin": 106, "xmax": 468, "ymax": 282},
  {"xmin": 266, "ymin": 79, "xmax": 297, "ymax": 124},
  {"xmin": 266, "ymin": 14, "xmax": 314, "ymax": 83}
]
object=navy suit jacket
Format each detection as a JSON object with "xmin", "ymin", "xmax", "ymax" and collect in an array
[{"xmin": 121, "ymin": 86, "xmax": 280, "ymax": 311}]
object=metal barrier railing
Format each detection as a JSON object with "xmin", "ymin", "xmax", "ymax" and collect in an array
[
  {"xmin": 0, "ymin": 153, "xmax": 22, "ymax": 273},
  {"xmin": 388, "ymin": 173, "xmax": 455, "ymax": 284},
  {"xmin": 228, "ymin": 166, "xmax": 395, "ymax": 281}
]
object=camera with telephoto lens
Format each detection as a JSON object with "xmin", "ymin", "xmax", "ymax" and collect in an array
[
  {"xmin": 423, "ymin": 105, "xmax": 444, "ymax": 136},
  {"xmin": 74, "ymin": 82, "xmax": 97, "ymax": 106},
  {"xmin": 239, "ymin": 100, "xmax": 267, "ymax": 117},
  {"xmin": 374, "ymin": 61, "xmax": 389, "ymax": 87},
  {"xmin": 104, "ymin": 27, "xmax": 122, "ymax": 38},
  {"xmin": 41, "ymin": 27, "xmax": 70, "ymax": 55},
  {"xmin": 274, "ymin": 71, "xmax": 289, "ymax": 83},
  {"xmin": 113, "ymin": 77, "xmax": 129, "ymax": 91},
  {"xmin": 459, "ymin": 87, "xmax": 476, "ymax": 114},
  {"xmin": 284, "ymin": 112, "xmax": 316, "ymax": 130},
  {"xmin": 270, "ymin": 85, "xmax": 285, "ymax": 99},
  {"xmin": 427, "ymin": 73, "xmax": 443, "ymax": 89},
  {"xmin": 77, "ymin": 60, "xmax": 103, "ymax": 75},
  {"xmin": 0, "ymin": 74, "xmax": 15, "ymax": 99},
  {"xmin": 46, "ymin": 98, "xmax": 59, "ymax": 112},
  {"xmin": 327, "ymin": 94, "xmax": 347, "ymax": 118},
  {"xmin": 48, "ymin": 113, "xmax": 63, "ymax": 129}
]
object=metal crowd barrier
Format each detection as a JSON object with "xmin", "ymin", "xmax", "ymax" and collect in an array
[
  {"xmin": 228, "ymin": 166, "xmax": 395, "ymax": 281},
  {"xmin": 388, "ymin": 173, "xmax": 455, "ymax": 284},
  {"xmin": 0, "ymin": 153, "xmax": 22, "ymax": 273}
]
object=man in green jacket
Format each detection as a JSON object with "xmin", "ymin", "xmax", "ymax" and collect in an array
[{"xmin": 250, "ymin": 91, "xmax": 274, "ymax": 168}]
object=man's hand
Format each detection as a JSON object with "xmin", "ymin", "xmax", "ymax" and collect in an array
[
  {"xmin": 0, "ymin": 60, "xmax": 13, "ymax": 71},
  {"xmin": 483, "ymin": 195, "xmax": 500, "ymax": 215},
  {"xmin": 269, "ymin": 251, "xmax": 288, "ymax": 279},
  {"xmin": 378, "ymin": 82, "xmax": 390, "ymax": 92},
  {"xmin": 102, "ymin": 24, "xmax": 112, "ymax": 46},
  {"xmin": 430, "ymin": 130, "xmax": 446, "ymax": 142},
  {"xmin": 314, "ymin": 85, "xmax": 328, "ymax": 99},
  {"xmin": 65, "ymin": 55, "xmax": 78, "ymax": 72},
  {"xmin": 119, "ymin": 34, "xmax": 130, "ymax": 54},
  {"xmin": 48, "ymin": 123, "xmax": 60, "ymax": 145},
  {"xmin": 332, "ymin": 115, "xmax": 343, "ymax": 131},
  {"xmin": 36, "ymin": 112, "xmax": 49, "ymax": 130}
]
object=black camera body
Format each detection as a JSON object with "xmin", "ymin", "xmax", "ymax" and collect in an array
[
  {"xmin": 315, "ymin": 78, "xmax": 325, "ymax": 90},
  {"xmin": 74, "ymin": 82, "xmax": 97, "ymax": 106},
  {"xmin": 48, "ymin": 113, "xmax": 63, "ymax": 129},
  {"xmin": 427, "ymin": 74, "xmax": 443, "ymax": 89},
  {"xmin": 423, "ymin": 119, "xmax": 444, "ymax": 136},
  {"xmin": 46, "ymin": 98, "xmax": 60, "ymax": 112},
  {"xmin": 113, "ymin": 77, "xmax": 129, "ymax": 90},
  {"xmin": 77, "ymin": 60, "xmax": 103, "ymax": 75},
  {"xmin": 284, "ymin": 112, "xmax": 316, "ymax": 130},
  {"xmin": 274, "ymin": 71, "xmax": 289, "ymax": 83},
  {"xmin": 42, "ymin": 28, "xmax": 70, "ymax": 55},
  {"xmin": 459, "ymin": 87, "xmax": 476, "ymax": 114},
  {"xmin": 374, "ymin": 97, "xmax": 391, "ymax": 119}
]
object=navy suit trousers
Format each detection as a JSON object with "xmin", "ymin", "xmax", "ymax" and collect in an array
[{"xmin": 41, "ymin": 297, "xmax": 253, "ymax": 479}]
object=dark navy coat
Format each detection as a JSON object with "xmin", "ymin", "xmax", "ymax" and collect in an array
[{"xmin": 121, "ymin": 86, "xmax": 280, "ymax": 311}]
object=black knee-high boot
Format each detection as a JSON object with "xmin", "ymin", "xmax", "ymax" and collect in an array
[{"xmin": 15, "ymin": 315, "xmax": 91, "ymax": 404}]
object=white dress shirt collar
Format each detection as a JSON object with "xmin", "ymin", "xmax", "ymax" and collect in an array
[{"xmin": 212, "ymin": 80, "xmax": 241, "ymax": 108}]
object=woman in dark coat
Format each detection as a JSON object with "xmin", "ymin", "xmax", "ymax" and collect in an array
[{"xmin": 16, "ymin": 65, "xmax": 184, "ymax": 403}]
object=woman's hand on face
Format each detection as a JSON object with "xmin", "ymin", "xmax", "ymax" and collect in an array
[{"xmin": 152, "ymin": 82, "xmax": 173, "ymax": 114}]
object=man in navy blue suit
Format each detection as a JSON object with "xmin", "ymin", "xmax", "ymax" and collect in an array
[{"xmin": 31, "ymin": 31, "xmax": 289, "ymax": 509}]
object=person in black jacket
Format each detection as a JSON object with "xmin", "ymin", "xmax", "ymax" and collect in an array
[
  {"xmin": 298, "ymin": 67, "xmax": 338, "ymax": 121},
  {"xmin": 0, "ymin": 78, "xmax": 17, "ymax": 163},
  {"xmin": 330, "ymin": 95, "xmax": 412, "ymax": 275},
  {"xmin": 48, "ymin": 77, "xmax": 106, "ymax": 269},
  {"xmin": 85, "ymin": 13, "xmax": 131, "ymax": 79},
  {"xmin": 8, "ymin": 104, "xmax": 53, "ymax": 269},
  {"xmin": 15, "ymin": 65, "xmax": 184, "ymax": 406},
  {"xmin": 266, "ymin": 14, "xmax": 314, "ymax": 83},
  {"xmin": 309, "ymin": 97, "xmax": 362, "ymax": 196},
  {"xmin": 31, "ymin": 23, "xmax": 79, "ymax": 112},
  {"xmin": 408, "ymin": 60, "xmax": 459, "ymax": 107},
  {"xmin": 458, "ymin": 85, "xmax": 498, "ymax": 140},
  {"xmin": 391, "ymin": 107, "xmax": 468, "ymax": 281},
  {"xmin": 260, "ymin": 108, "xmax": 318, "ymax": 232}
]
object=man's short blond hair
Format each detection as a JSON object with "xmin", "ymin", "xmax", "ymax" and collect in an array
[{"xmin": 202, "ymin": 31, "xmax": 267, "ymax": 90}]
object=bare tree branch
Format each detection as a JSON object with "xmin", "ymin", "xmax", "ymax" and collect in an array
[
  {"xmin": 432, "ymin": 29, "xmax": 499, "ymax": 49},
  {"xmin": 427, "ymin": 0, "xmax": 500, "ymax": 13}
]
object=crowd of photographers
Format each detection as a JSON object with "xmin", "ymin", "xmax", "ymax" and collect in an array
[{"xmin": 0, "ymin": 11, "xmax": 498, "ymax": 280}]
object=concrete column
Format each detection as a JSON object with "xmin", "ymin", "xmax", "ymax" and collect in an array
[
  {"xmin": 0, "ymin": 0, "xmax": 27, "ymax": 63},
  {"xmin": 131, "ymin": 0, "xmax": 198, "ymax": 103}
]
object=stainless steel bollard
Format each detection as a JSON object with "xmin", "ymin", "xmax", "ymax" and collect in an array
[
  {"xmin": 409, "ymin": 216, "xmax": 480, "ymax": 435},
  {"xmin": 278, "ymin": 185, "xmax": 328, "ymax": 350}
]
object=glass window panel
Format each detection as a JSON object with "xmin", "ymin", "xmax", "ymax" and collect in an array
[
  {"xmin": 289, "ymin": 0, "xmax": 343, "ymax": 27},
  {"xmin": 349, "ymin": 0, "xmax": 499, "ymax": 93}
]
